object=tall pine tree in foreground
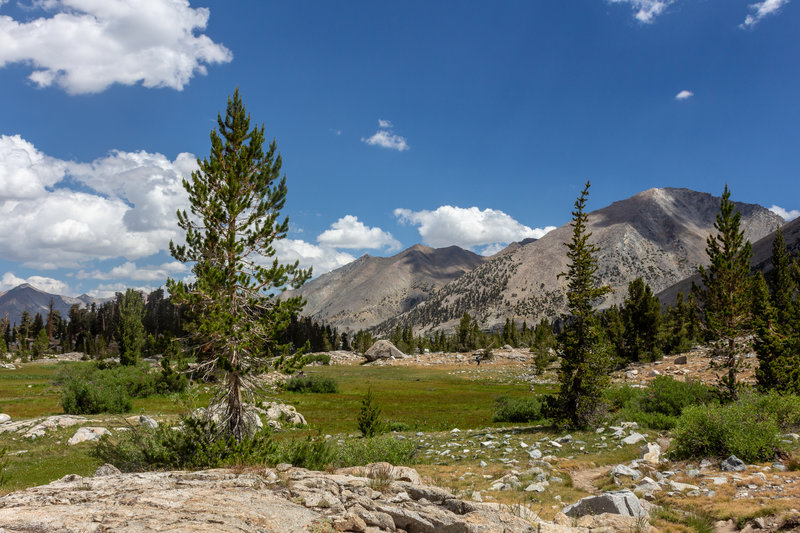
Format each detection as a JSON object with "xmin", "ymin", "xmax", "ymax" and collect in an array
[
  {"xmin": 116, "ymin": 288, "xmax": 145, "ymax": 366},
  {"xmin": 168, "ymin": 90, "xmax": 311, "ymax": 441},
  {"xmin": 692, "ymin": 185, "xmax": 752, "ymax": 402},
  {"xmin": 547, "ymin": 181, "xmax": 612, "ymax": 428}
]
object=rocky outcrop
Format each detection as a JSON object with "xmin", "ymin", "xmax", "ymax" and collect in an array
[{"xmin": 0, "ymin": 465, "xmax": 575, "ymax": 532}]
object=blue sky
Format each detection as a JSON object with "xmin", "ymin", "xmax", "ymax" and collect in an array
[{"xmin": 0, "ymin": 0, "xmax": 798, "ymax": 297}]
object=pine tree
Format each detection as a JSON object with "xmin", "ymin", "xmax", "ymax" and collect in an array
[
  {"xmin": 692, "ymin": 185, "xmax": 752, "ymax": 402},
  {"xmin": 116, "ymin": 289, "xmax": 145, "ymax": 366},
  {"xmin": 621, "ymin": 278, "xmax": 662, "ymax": 362},
  {"xmin": 548, "ymin": 181, "xmax": 613, "ymax": 428},
  {"xmin": 168, "ymin": 89, "xmax": 310, "ymax": 441},
  {"xmin": 755, "ymin": 228, "xmax": 800, "ymax": 394}
]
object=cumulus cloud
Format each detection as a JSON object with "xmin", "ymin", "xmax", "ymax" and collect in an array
[
  {"xmin": 77, "ymin": 261, "xmax": 188, "ymax": 281},
  {"xmin": 0, "ymin": 0, "xmax": 232, "ymax": 94},
  {"xmin": 0, "ymin": 134, "xmax": 196, "ymax": 268},
  {"xmin": 0, "ymin": 271, "xmax": 72, "ymax": 294},
  {"xmin": 87, "ymin": 282, "xmax": 158, "ymax": 299},
  {"xmin": 740, "ymin": 0, "xmax": 791, "ymax": 28},
  {"xmin": 769, "ymin": 205, "xmax": 800, "ymax": 221},
  {"xmin": 394, "ymin": 205, "xmax": 556, "ymax": 251},
  {"xmin": 675, "ymin": 90, "xmax": 694, "ymax": 100},
  {"xmin": 607, "ymin": 0, "xmax": 675, "ymax": 23},
  {"xmin": 273, "ymin": 239, "xmax": 355, "ymax": 276},
  {"xmin": 361, "ymin": 120, "xmax": 409, "ymax": 151},
  {"xmin": 317, "ymin": 215, "xmax": 401, "ymax": 251}
]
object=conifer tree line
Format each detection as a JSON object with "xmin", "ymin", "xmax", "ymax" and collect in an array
[{"xmin": 0, "ymin": 288, "xmax": 183, "ymax": 361}]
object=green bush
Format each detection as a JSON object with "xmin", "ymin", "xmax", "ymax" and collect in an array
[
  {"xmin": 670, "ymin": 392, "xmax": 797, "ymax": 462},
  {"xmin": 94, "ymin": 417, "xmax": 279, "ymax": 471},
  {"xmin": 285, "ymin": 374, "xmax": 338, "ymax": 393},
  {"xmin": 304, "ymin": 353, "xmax": 331, "ymax": 365},
  {"xmin": 357, "ymin": 388, "xmax": 383, "ymax": 437},
  {"xmin": 332, "ymin": 435, "xmax": 418, "ymax": 467},
  {"xmin": 492, "ymin": 395, "xmax": 544, "ymax": 423},
  {"xmin": 276, "ymin": 436, "xmax": 334, "ymax": 470},
  {"xmin": 641, "ymin": 376, "xmax": 714, "ymax": 418},
  {"xmin": 604, "ymin": 377, "xmax": 714, "ymax": 430},
  {"xmin": 60, "ymin": 362, "xmax": 187, "ymax": 414}
]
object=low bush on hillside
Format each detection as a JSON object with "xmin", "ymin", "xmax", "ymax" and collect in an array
[
  {"xmin": 604, "ymin": 376, "xmax": 714, "ymax": 429},
  {"xmin": 670, "ymin": 391, "xmax": 800, "ymax": 462},
  {"xmin": 285, "ymin": 374, "xmax": 338, "ymax": 393},
  {"xmin": 492, "ymin": 395, "xmax": 545, "ymax": 423},
  {"xmin": 304, "ymin": 354, "xmax": 331, "ymax": 365},
  {"xmin": 59, "ymin": 361, "xmax": 187, "ymax": 415},
  {"xmin": 94, "ymin": 416, "xmax": 417, "ymax": 472}
]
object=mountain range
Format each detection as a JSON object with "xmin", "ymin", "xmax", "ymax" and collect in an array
[
  {"xmin": 0, "ymin": 284, "xmax": 107, "ymax": 327},
  {"xmin": 2, "ymin": 187, "xmax": 793, "ymax": 335},
  {"xmin": 292, "ymin": 187, "xmax": 786, "ymax": 334}
]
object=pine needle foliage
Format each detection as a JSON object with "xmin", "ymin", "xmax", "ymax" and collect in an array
[
  {"xmin": 547, "ymin": 181, "xmax": 613, "ymax": 428},
  {"xmin": 167, "ymin": 89, "xmax": 311, "ymax": 442},
  {"xmin": 692, "ymin": 185, "xmax": 752, "ymax": 403}
]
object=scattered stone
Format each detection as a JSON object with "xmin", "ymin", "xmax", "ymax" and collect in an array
[
  {"xmin": 67, "ymin": 427, "xmax": 110, "ymax": 445},
  {"xmin": 669, "ymin": 480, "xmax": 699, "ymax": 492},
  {"xmin": 94, "ymin": 464, "xmax": 122, "ymax": 477},
  {"xmin": 139, "ymin": 415, "xmax": 158, "ymax": 429},
  {"xmin": 674, "ymin": 355, "xmax": 688, "ymax": 365},
  {"xmin": 524, "ymin": 482, "xmax": 548, "ymax": 492},
  {"xmin": 647, "ymin": 370, "xmax": 661, "ymax": 377},
  {"xmin": 721, "ymin": 455, "xmax": 747, "ymax": 472},
  {"xmin": 622, "ymin": 432, "xmax": 646, "ymax": 445},
  {"xmin": 557, "ymin": 434, "xmax": 574, "ymax": 444},
  {"xmin": 0, "ymin": 413, "xmax": 10, "ymax": 424},
  {"xmin": 528, "ymin": 449, "xmax": 543, "ymax": 460},
  {"xmin": 562, "ymin": 490, "xmax": 646, "ymax": 518},
  {"xmin": 641, "ymin": 442, "xmax": 660, "ymax": 464},
  {"xmin": 610, "ymin": 464, "xmax": 642, "ymax": 479}
]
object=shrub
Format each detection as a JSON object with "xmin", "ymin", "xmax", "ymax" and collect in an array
[
  {"xmin": 670, "ymin": 392, "xmax": 792, "ymax": 462},
  {"xmin": 94, "ymin": 417, "xmax": 279, "ymax": 471},
  {"xmin": 492, "ymin": 396, "xmax": 544, "ymax": 423},
  {"xmin": 304, "ymin": 354, "xmax": 331, "ymax": 365},
  {"xmin": 285, "ymin": 374, "xmax": 338, "ymax": 393},
  {"xmin": 640, "ymin": 376, "xmax": 714, "ymax": 418},
  {"xmin": 276, "ymin": 436, "xmax": 334, "ymax": 471},
  {"xmin": 332, "ymin": 435, "xmax": 417, "ymax": 467}
]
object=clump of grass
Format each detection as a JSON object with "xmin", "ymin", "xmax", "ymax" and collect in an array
[
  {"xmin": 285, "ymin": 374, "xmax": 338, "ymax": 393},
  {"xmin": 332, "ymin": 435, "xmax": 418, "ymax": 467}
]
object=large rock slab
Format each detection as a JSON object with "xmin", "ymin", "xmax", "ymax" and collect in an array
[
  {"xmin": 0, "ymin": 467, "xmax": 559, "ymax": 532},
  {"xmin": 562, "ymin": 490, "xmax": 647, "ymax": 518},
  {"xmin": 364, "ymin": 340, "xmax": 406, "ymax": 361}
]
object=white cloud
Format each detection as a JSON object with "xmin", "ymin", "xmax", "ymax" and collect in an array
[
  {"xmin": 361, "ymin": 120, "xmax": 409, "ymax": 151},
  {"xmin": 479, "ymin": 243, "xmax": 507, "ymax": 257},
  {"xmin": 0, "ymin": 271, "xmax": 72, "ymax": 294},
  {"xmin": 87, "ymin": 282, "xmax": 158, "ymax": 299},
  {"xmin": 0, "ymin": 134, "xmax": 196, "ymax": 268},
  {"xmin": 740, "ymin": 0, "xmax": 791, "ymax": 28},
  {"xmin": 0, "ymin": 0, "xmax": 232, "ymax": 94},
  {"xmin": 317, "ymin": 215, "xmax": 401, "ymax": 251},
  {"xmin": 394, "ymin": 205, "xmax": 556, "ymax": 250},
  {"xmin": 607, "ymin": 0, "xmax": 675, "ymax": 23},
  {"xmin": 77, "ymin": 261, "xmax": 188, "ymax": 281},
  {"xmin": 769, "ymin": 205, "xmax": 800, "ymax": 221},
  {"xmin": 273, "ymin": 239, "xmax": 355, "ymax": 276},
  {"xmin": 675, "ymin": 90, "xmax": 694, "ymax": 100}
]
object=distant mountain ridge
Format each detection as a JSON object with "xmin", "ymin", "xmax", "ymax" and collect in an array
[
  {"xmin": 376, "ymin": 187, "xmax": 784, "ymax": 334},
  {"xmin": 284, "ymin": 244, "xmax": 486, "ymax": 331},
  {"xmin": 0, "ymin": 284, "xmax": 108, "ymax": 326}
]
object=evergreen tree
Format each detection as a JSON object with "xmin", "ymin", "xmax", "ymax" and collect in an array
[
  {"xmin": 167, "ymin": 89, "xmax": 310, "ymax": 441},
  {"xmin": 547, "ymin": 181, "xmax": 612, "ymax": 428},
  {"xmin": 662, "ymin": 292, "xmax": 701, "ymax": 355},
  {"xmin": 755, "ymin": 229, "xmax": 800, "ymax": 394},
  {"xmin": 621, "ymin": 278, "xmax": 662, "ymax": 362},
  {"xmin": 115, "ymin": 289, "xmax": 145, "ymax": 366},
  {"xmin": 692, "ymin": 185, "xmax": 752, "ymax": 402},
  {"xmin": 32, "ymin": 328, "xmax": 49, "ymax": 358}
]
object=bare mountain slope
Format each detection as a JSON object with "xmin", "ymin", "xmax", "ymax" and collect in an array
[
  {"xmin": 284, "ymin": 244, "xmax": 485, "ymax": 331},
  {"xmin": 658, "ymin": 214, "xmax": 800, "ymax": 306},
  {"xmin": 378, "ymin": 188, "xmax": 783, "ymax": 334},
  {"xmin": 0, "ymin": 284, "xmax": 108, "ymax": 325}
]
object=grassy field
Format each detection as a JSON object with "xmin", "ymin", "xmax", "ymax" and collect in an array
[{"xmin": 0, "ymin": 359, "xmax": 549, "ymax": 491}]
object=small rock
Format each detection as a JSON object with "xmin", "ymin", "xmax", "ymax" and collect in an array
[
  {"xmin": 669, "ymin": 480, "xmax": 699, "ymax": 492},
  {"xmin": 528, "ymin": 449, "xmax": 542, "ymax": 460},
  {"xmin": 0, "ymin": 413, "xmax": 10, "ymax": 424},
  {"xmin": 721, "ymin": 455, "xmax": 747, "ymax": 472},
  {"xmin": 68, "ymin": 427, "xmax": 110, "ymax": 445},
  {"xmin": 648, "ymin": 370, "xmax": 661, "ymax": 377},
  {"xmin": 524, "ymin": 482, "xmax": 548, "ymax": 492},
  {"xmin": 622, "ymin": 432, "xmax": 646, "ymax": 445},
  {"xmin": 562, "ymin": 490, "xmax": 646, "ymax": 518},
  {"xmin": 94, "ymin": 464, "xmax": 121, "ymax": 477},
  {"xmin": 139, "ymin": 415, "xmax": 158, "ymax": 429},
  {"xmin": 641, "ymin": 442, "xmax": 660, "ymax": 464},
  {"xmin": 611, "ymin": 464, "xmax": 642, "ymax": 479},
  {"xmin": 674, "ymin": 355, "xmax": 688, "ymax": 365}
]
